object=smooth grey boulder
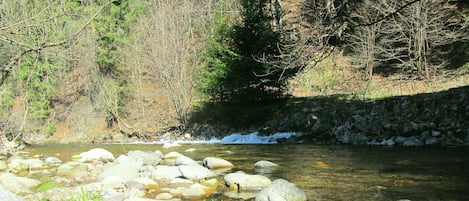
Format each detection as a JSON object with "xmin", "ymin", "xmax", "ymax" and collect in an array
[
  {"xmin": 128, "ymin": 150, "xmax": 163, "ymax": 166},
  {"xmin": 45, "ymin": 156, "xmax": 62, "ymax": 165},
  {"xmin": 224, "ymin": 171, "xmax": 271, "ymax": 191},
  {"xmin": 164, "ymin": 151, "xmax": 184, "ymax": 160},
  {"xmin": 0, "ymin": 185, "xmax": 24, "ymax": 201},
  {"xmin": 254, "ymin": 160, "xmax": 279, "ymax": 168},
  {"xmin": 99, "ymin": 155, "xmax": 140, "ymax": 181},
  {"xmin": 79, "ymin": 148, "xmax": 115, "ymax": 162},
  {"xmin": 254, "ymin": 160, "xmax": 279, "ymax": 174},
  {"xmin": 162, "ymin": 151, "xmax": 184, "ymax": 166},
  {"xmin": 179, "ymin": 165, "xmax": 216, "ymax": 180},
  {"xmin": 56, "ymin": 161, "xmax": 89, "ymax": 177},
  {"xmin": 155, "ymin": 192, "xmax": 173, "ymax": 200},
  {"xmin": 182, "ymin": 183, "xmax": 210, "ymax": 200},
  {"xmin": 255, "ymin": 179, "xmax": 307, "ymax": 201},
  {"xmin": 152, "ymin": 165, "xmax": 183, "ymax": 179},
  {"xmin": 203, "ymin": 157, "xmax": 234, "ymax": 169},
  {"xmin": 175, "ymin": 155, "xmax": 199, "ymax": 166},
  {"xmin": 8, "ymin": 157, "xmax": 46, "ymax": 172},
  {"xmin": 0, "ymin": 173, "xmax": 41, "ymax": 195}
]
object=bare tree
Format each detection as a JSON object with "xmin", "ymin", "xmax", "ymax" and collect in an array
[
  {"xmin": 257, "ymin": 0, "xmax": 352, "ymax": 81},
  {"xmin": 378, "ymin": 0, "xmax": 468, "ymax": 77},
  {"xmin": 346, "ymin": 0, "xmax": 387, "ymax": 79},
  {"xmin": 138, "ymin": 0, "xmax": 206, "ymax": 129},
  {"xmin": 0, "ymin": 0, "xmax": 114, "ymax": 85}
]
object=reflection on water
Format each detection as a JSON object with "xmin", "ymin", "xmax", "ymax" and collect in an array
[{"xmin": 26, "ymin": 144, "xmax": 469, "ymax": 200}]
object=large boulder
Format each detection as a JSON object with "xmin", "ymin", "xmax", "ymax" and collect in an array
[
  {"xmin": 0, "ymin": 185, "xmax": 24, "ymax": 201},
  {"xmin": 254, "ymin": 160, "xmax": 279, "ymax": 174},
  {"xmin": 182, "ymin": 183, "xmax": 214, "ymax": 200},
  {"xmin": 99, "ymin": 155, "xmax": 141, "ymax": 181},
  {"xmin": 155, "ymin": 192, "xmax": 173, "ymax": 200},
  {"xmin": 128, "ymin": 178, "xmax": 159, "ymax": 191},
  {"xmin": 164, "ymin": 151, "xmax": 183, "ymax": 160},
  {"xmin": 8, "ymin": 157, "xmax": 46, "ymax": 172},
  {"xmin": 0, "ymin": 173, "xmax": 41, "ymax": 195},
  {"xmin": 175, "ymin": 155, "xmax": 199, "ymax": 166},
  {"xmin": 224, "ymin": 171, "xmax": 272, "ymax": 191},
  {"xmin": 128, "ymin": 150, "xmax": 163, "ymax": 166},
  {"xmin": 78, "ymin": 148, "xmax": 115, "ymax": 163},
  {"xmin": 162, "ymin": 151, "xmax": 184, "ymax": 166},
  {"xmin": 44, "ymin": 156, "xmax": 62, "ymax": 165},
  {"xmin": 152, "ymin": 165, "xmax": 183, "ymax": 179},
  {"xmin": 179, "ymin": 165, "xmax": 216, "ymax": 180},
  {"xmin": 255, "ymin": 179, "xmax": 307, "ymax": 201},
  {"xmin": 56, "ymin": 161, "xmax": 89, "ymax": 177},
  {"xmin": 203, "ymin": 157, "xmax": 234, "ymax": 169}
]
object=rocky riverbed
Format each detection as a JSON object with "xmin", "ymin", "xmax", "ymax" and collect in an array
[{"xmin": 0, "ymin": 147, "xmax": 307, "ymax": 201}]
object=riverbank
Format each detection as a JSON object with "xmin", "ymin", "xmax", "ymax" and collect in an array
[
  {"xmin": 35, "ymin": 85, "xmax": 469, "ymax": 147},
  {"xmin": 189, "ymin": 85, "xmax": 469, "ymax": 146}
]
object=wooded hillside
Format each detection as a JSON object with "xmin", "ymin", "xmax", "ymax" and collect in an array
[{"xmin": 0, "ymin": 0, "xmax": 467, "ymax": 146}]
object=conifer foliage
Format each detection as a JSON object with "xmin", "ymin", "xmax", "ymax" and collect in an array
[{"xmin": 198, "ymin": 0, "xmax": 294, "ymax": 103}]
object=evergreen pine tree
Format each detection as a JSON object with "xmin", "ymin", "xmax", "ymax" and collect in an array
[{"xmin": 198, "ymin": 0, "xmax": 291, "ymax": 104}]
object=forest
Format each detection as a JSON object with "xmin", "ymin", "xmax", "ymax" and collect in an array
[{"xmin": 0, "ymin": 0, "xmax": 468, "ymax": 147}]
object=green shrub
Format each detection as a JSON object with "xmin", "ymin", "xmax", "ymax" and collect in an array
[{"xmin": 45, "ymin": 121, "xmax": 57, "ymax": 136}]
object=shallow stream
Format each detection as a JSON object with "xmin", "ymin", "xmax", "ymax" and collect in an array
[{"xmin": 25, "ymin": 143, "xmax": 469, "ymax": 200}]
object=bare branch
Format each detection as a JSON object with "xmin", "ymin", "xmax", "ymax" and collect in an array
[{"xmin": 0, "ymin": 0, "xmax": 115, "ymax": 85}]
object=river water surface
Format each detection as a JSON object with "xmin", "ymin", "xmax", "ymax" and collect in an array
[{"xmin": 26, "ymin": 144, "xmax": 469, "ymax": 200}]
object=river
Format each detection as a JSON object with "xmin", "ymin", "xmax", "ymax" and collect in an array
[{"xmin": 25, "ymin": 143, "xmax": 469, "ymax": 200}]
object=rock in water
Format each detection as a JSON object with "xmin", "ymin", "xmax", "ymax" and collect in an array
[
  {"xmin": 128, "ymin": 150, "xmax": 163, "ymax": 166},
  {"xmin": 175, "ymin": 155, "xmax": 199, "ymax": 166},
  {"xmin": 78, "ymin": 148, "xmax": 115, "ymax": 162},
  {"xmin": 254, "ymin": 160, "xmax": 278, "ymax": 168},
  {"xmin": 224, "ymin": 171, "xmax": 271, "ymax": 191},
  {"xmin": 255, "ymin": 179, "xmax": 307, "ymax": 201},
  {"xmin": 179, "ymin": 165, "xmax": 216, "ymax": 180},
  {"xmin": 203, "ymin": 157, "xmax": 234, "ymax": 169}
]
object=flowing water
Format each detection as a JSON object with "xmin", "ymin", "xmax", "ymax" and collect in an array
[{"xmin": 25, "ymin": 143, "xmax": 469, "ymax": 200}]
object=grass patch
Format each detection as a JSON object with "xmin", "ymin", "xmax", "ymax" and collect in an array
[
  {"xmin": 37, "ymin": 177, "xmax": 62, "ymax": 192},
  {"xmin": 68, "ymin": 187, "xmax": 102, "ymax": 201}
]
